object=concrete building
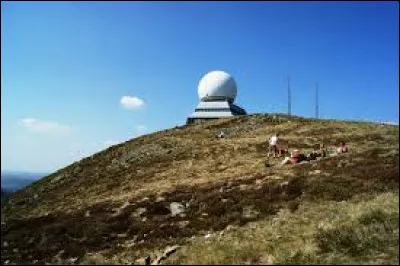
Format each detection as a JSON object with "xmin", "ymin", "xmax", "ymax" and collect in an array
[{"xmin": 187, "ymin": 70, "xmax": 247, "ymax": 124}]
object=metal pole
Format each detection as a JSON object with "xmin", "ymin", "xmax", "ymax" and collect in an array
[
  {"xmin": 316, "ymin": 82, "xmax": 319, "ymax": 119},
  {"xmin": 288, "ymin": 74, "xmax": 291, "ymax": 116}
]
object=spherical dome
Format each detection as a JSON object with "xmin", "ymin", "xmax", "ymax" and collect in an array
[{"xmin": 198, "ymin": 70, "xmax": 237, "ymax": 103}]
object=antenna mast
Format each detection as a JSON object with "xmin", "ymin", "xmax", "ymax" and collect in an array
[
  {"xmin": 288, "ymin": 74, "xmax": 291, "ymax": 116},
  {"xmin": 315, "ymin": 82, "xmax": 319, "ymax": 119}
]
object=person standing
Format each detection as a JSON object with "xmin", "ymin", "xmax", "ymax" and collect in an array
[{"xmin": 268, "ymin": 133, "xmax": 280, "ymax": 157}]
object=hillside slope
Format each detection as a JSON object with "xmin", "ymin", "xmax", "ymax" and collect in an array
[{"xmin": 1, "ymin": 114, "xmax": 398, "ymax": 265}]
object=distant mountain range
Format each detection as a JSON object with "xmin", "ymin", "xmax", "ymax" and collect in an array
[{"xmin": 1, "ymin": 171, "xmax": 48, "ymax": 203}]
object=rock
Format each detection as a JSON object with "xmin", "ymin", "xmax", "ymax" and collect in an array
[
  {"xmin": 3, "ymin": 241, "xmax": 9, "ymax": 247},
  {"xmin": 67, "ymin": 257, "xmax": 78, "ymax": 264},
  {"xmin": 164, "ymin": 245, "xmax": 180, "ymax": 257},
  {"xmin": 280, "ymin": 181, "xmax": 289, "ymax": 189},
  {"xmin": 133, "ymin": 207, "xmax": 147, "ymax": 217},
  {"xmin": 135, "ymin": 255, "xmax": 151, "ymax": 265},
  {"xmin": 53, "ymin": 249, "xmax": 65, "ymax": 263},
  {"xmin": 120, "ymin": 201, "xmax": 131, "ymax": 209},
  {"xmin": 151, "ymin": 257, "xmax": 162, "ymax": 265},
  {"xmin": 139, "ymin": 197, "xmax": 150, "ymax": 203},
  {"xmin": 169, "ymin": 202, "xmax": 185, "ymax": 216},
  {"xmin": 309, "ymin": 169, "xmax": 321, "ymax": 175},
  {"xmin": 225, "ymin": 225, "xmax": 236, "ymax": 231},
  {"xmin": 85, "ymin": 211, "xmax": 90, "ymax": 217},
  {"xmin": 155, "ymin": 196, "xmax": 165, "ymax": 202},
  {"xmin": 151, "ymin": 245, "xmax": 180, "ymax": 265},
  {"xmin": 121, "ymin": 236, "xmax": 138, "ymax": 248},
  {"xmin": 12, "ymin": 248, "xmax": 18, "ymax": 253},
  {"xmin": 204, "ymin": 233, "xmax": 212, "ymax": 239},
  {"xmin": 177, "ymin": 221, "xmax": 189, "ymax": 229}
]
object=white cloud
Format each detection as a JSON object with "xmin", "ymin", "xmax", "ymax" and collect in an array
[
  {"xmin": 120, "ymin": 96, "xmax": 145, "ymax": 110},
  {"xmin": 19, "ymin": 118, "xmax": 71, "ymax": 136}
]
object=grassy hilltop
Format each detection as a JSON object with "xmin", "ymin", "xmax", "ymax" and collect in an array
[{"xmin": 1, "ymin": 113, "xmax": 398, "ymax": 265}]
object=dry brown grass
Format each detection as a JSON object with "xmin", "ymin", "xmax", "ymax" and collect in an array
[{"xmin": 1, "ymin": 114, "xmax": 398, "ymax": 264}]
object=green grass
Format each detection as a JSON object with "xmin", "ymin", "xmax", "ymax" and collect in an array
[
  {"xmin": 166, "ymin": 192, "xmax": 399, "ymax": 265},
  {"xmin": 316, "ymin": 210, "xmax": 399, "ymax": 257}
]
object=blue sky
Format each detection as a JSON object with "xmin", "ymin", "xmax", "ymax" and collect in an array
[{"xmin": 1, "ymin": 1, "xmax": 398, "ymax": 173}]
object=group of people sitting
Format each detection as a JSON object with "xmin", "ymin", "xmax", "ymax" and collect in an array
[{"xmin": 268, "ymin": 133, "xmax": 349, "ymax": 166}]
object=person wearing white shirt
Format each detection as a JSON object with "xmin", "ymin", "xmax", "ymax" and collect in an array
[{"xmin": 268, "ymin": 133, "xmax": 280, "ymax": 157}]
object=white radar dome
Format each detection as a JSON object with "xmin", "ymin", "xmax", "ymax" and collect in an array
[{"xmin": 198, "ymin": 70, "xmax": 237, "ymax": 103}]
